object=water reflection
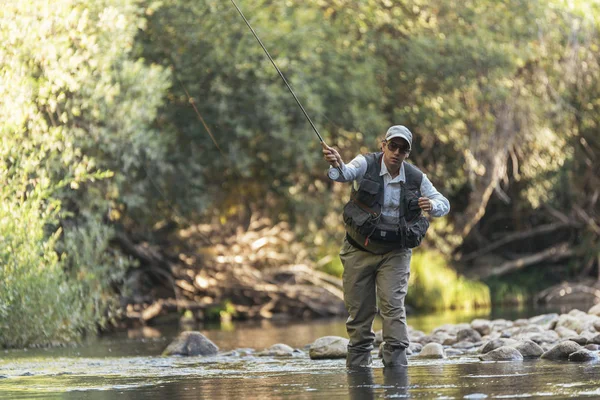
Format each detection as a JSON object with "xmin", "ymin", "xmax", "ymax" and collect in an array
[
  {"xmin": 3, "ymin": 306, "xmax": 600, "ymax": 399},
  {"xmin": 346, "ymin": 367, "xmax": 409, "ymax": 399}
]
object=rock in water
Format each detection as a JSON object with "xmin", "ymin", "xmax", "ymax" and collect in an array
[
  {"xmin": 257, "ymin": 343, "xmax": 295, "ymax": 357},
  {"xmin": 568, "ymin": 349, "xmax": 599, "ymax": 362},
  {"xmin": 309, "ymin": 336, "xmax": 348, "ymax": 359},
  {"xmin": 163, "ymin": 331, "xmax": 219, "ymax": 356},
  {"xmin": 540, "ymin": 340, "xmax": 581, "ymax": 361},
  {"xmin": 514, "ymin": 340, "xmax": 544, "ymax": 359},
  {"xmin": 479, "ymin": 346, "xmax": 524, "ymax": 361},
  {"xmin": 416, "ymin": 343, "xmax": 445, "ymax": 359}
]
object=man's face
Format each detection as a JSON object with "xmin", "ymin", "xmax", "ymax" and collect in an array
[{"xmin": 382, "ymin": 138, "xmax": 410, "ymax": 169}]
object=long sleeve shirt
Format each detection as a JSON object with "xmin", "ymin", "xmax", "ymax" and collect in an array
[{"xmin": 330, "ymin": 155, "xmax": 450, "ymax": 229}]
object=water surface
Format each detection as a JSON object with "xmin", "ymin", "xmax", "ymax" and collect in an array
[{"xmin": 2, "ymin": 307, "xmax": 598, "ymax": 399}]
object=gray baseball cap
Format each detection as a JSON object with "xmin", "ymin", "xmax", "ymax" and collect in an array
[{"xmin": 385, "ymin": 125, "xmax": 412, "ymax": 150}]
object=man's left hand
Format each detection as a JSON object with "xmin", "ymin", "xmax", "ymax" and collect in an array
[{"xmin": 418, "ymin": 197, "xmax": 433, "ymax": 212}]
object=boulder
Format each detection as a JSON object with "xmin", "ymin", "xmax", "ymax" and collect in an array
[
  {"xmin": 453, "ymin": 340, "xmax": 478, "ymax": 350},
  {"xmin": 408, "ymin": 342, "xmax": 423, "ymax": 355},
  {"xmin": 555, "ymin": 314, "xmax": 584, "ymax": 334},
  {"xmin": 445, "ymin": 348, "xmax": 464, "ymax": 356},
  {"xmin": 416, "ymin": 343, "xmax": 445, "ymax": 359},
  {"xmin": 457, "ymin": 328, "xmax": 482, "ymax": 343},
  {"xmin": 163, "ymin": 331, "xmax": 219, "ymax": 356},
  {"xmin": 490, "ymin": 319, "xmax": 514, "ymax": 333},
  {"xmin": 443, "ymin": 336, "xmax": 458, "ymax": 346},
  {"xmin": 257, "ymin": 343, "xmax": 295, "ymax": 357},
  {"xmin": 568, "ymin": 349, "xmax": 599, "ymax": 362},
  {"xmin": 541, "ymin": 340, "xmax": 581, "ymax": 360},
  {"xmin": 479, "ymin": 338, "xmax": 518, "ymax": 354},
  {"xmin": 527, "ymin": 330, "xmax": 560, "ymax": 344},
  {"xmin": 588, "ymin": 303, "xmax": 600, "ymax": 317},
  {"xmin": 555, "ymin": 326, "xmax": 579, "ymax": 339},
  {"xmin": 529, "ymin": 313, "xmax": 559, "ymax": 330},
  {"xmin": 309, "ymin": 336, "xmax": 348, "ymax": 360},
  {"xmin": 479, "ymin": 346, "xmax": 524, "ymax": 362},
  {"xmin": 566, "ymin": 336, "xmax": 590, "ymax": 346},
  {"xmin": 513, "ymin": 340, "xmax": 544, "ymax": 358},
  {"xmin": 587, "ymin": 334, "xmax": 600, "ymax": 345},
  {"xmin": 471, "ymin": 319, "xmax": 491, "ymax": 336}
]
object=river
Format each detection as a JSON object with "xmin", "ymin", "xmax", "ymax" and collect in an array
[{"xmin": 1, "ymin": 306, "xmax": 599, "ymax": 399}]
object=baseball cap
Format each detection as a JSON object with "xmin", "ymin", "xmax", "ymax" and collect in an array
[{"xmin": 385, "ymin": 125, "xmax": 413, "ymax": 150}]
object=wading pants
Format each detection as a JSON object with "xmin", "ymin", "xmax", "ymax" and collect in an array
[{"xmin": 340, "ymin": 238, "xmax": 411, "ymax": 368}]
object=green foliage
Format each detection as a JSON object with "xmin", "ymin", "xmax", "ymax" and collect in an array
[
  {"xmin": 407, "ymin": 251, "xmax": 491, "ymax": 311},
  {"xmin": 2, "ymin": 0, "xmax": 600, "ymax": 346},
  {"xmin": 0, "ymin": 183, "xmax": 88, "ymax": 347},
  {"xmin": 0, "ymin": 0, "xmax": 171, "ymax": 346}
]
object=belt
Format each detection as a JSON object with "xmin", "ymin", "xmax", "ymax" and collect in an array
[{"xmin": 371, "ymin": 229, "xmax": 402, "ymax": 242}]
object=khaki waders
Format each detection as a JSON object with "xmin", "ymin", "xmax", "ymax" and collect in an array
[{"xmin": 340, "ymin": 237, "xmax": 411, "ymax": 367}]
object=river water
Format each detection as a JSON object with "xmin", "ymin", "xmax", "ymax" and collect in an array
[{"xmin": 2, "ymin": 307, "xmax": 600, "ymax": 399}]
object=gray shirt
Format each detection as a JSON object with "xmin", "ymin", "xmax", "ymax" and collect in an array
[{"xmin": 330, "ymin": 155, "xmax": 450, "ymax": 229}]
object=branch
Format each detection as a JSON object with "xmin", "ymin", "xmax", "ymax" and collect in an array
[
  {"xmin": 461, "ymin": 222, "xmax": 576, "ymax": 262},
  {"xmin": 475, "ymin": 242, "xmax": 573, "ymax": 279}
]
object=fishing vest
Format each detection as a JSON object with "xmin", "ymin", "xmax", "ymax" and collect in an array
[{"xmin": 342, "ymin": 152, "xmax": 430, "ymax": 254}]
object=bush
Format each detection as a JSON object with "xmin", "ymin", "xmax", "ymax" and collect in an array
[
  {"xmin": 0, "ymin": 185, "xmax": 94, "ymax": 347},
  {"xmin": 407, "ymin": 250, "xmax": 491, "ymax": 311}
]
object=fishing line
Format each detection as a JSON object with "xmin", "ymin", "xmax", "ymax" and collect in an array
[{"xmin": 229, "ymin": 0, "xmax": 343, "ymax": 179}]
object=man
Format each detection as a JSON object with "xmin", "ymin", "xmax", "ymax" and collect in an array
[{"xmin": 322, "ymin": 125, "xmax": 450, "ymax": 368}]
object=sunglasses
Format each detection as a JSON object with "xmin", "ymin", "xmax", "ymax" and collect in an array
[{"xmin": 386, "ymin": 141, "xmax": 410, "ymax": 153}]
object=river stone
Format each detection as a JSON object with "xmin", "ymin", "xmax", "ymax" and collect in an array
[
  {"xmin": 516, "ymin": 325, "xmax": 545, "ymax": 334},
  {"xmin": 491, "ymin": 319, "xmax": 514, "ymax": 333},
  {"xmin": 409, "ymin": 342, "xmax": 423, "ymax": 354},
  {"xmin": 565, "ymin": 336, "xmax": 589, "ymax": 346},
  {"xmin": 471, "ymin": 319, "xmax": 492, "ymax": 336},
  {"xmin": 594, "ymin": 320, "xmax": 600, "ymax": 333},
  {"xmin": 513, "ymin": 319, "xmax": 529, "ymax": 327},
  {"xmin": 555, "ymin": 326, "xmax": 579, "ymax": 339},
  {"xmin": 163, "ymin": 331, "xmax": 219, "ymax": 356},
  {"xmin": 453, "ymin": 340, "xmax": 477, "ymax": 349},
  {"xmin": 445, "ymin": 348, "xmax": 464, "ymax": 356},
  {"xmin": 309, "ymin": 336, "xmax": 348, "ymax": 360},
  {"xmin": 568, "ymin": 349, "xmax": 599, "ymax": 362},
  {"xmin": 257, "ymin": 343, "xmax": 294, "ymax": 357},
  {"xmin": 479, "ymin": 346, "xmax": 524, "ymax": 362},
  {"xmin": 529, "ymin": 313, "xmax": 559, "ymax": 330},
  {"xmin": 410, "ymin": 332, "xmax": 426, "ymax": 343},
  {"xmin": 555, "ymin": 314, "xmax": 584, "ymax": 334},
  {"xmin": 587, "ymin": 334, "xmax": 600, "ymax": 345},
  {"xmin": 443, "ymin": 336, "xmax": 458, "ymax": 346},
  {"xmin": 529, "ymin": 330, "xmax": 560, "ymax": 344},
  {"xmin": 588, "ymin": 303, "xmax": 600, "ymax": 317},
  {"xmin": 417, "ymin": 343, "xmax": 445, "ymax": 359},
  {"xmin": 584, "ymin": 344, "xmax": 600, "ymax": 351},
  {"xmin": 541, "ymin": 340, "xmax": 581, "ymax": 360},
  {"xmin": 513, "ymin": 340, "xmax": 544, "ymax": 358},
  {"xmin": 479, "ymin": 338, "xmax": 518, "ymax": 354},
  {"xmin": 419, "ymin": 333, "xmax": 450, "ymax": 345},
  {"xmin": 458, "ymin": 328, "xmax": 482, "ymax": 343}
]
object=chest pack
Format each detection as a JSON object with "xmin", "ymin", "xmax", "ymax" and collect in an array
[{"xmin": 342, "ymin": 152, "xmax": 430, "ymax": 254}]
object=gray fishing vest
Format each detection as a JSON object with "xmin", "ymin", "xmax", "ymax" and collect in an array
[{"xmin": 342, "ymin": 152, "xmax": 430, "ymax": 254}]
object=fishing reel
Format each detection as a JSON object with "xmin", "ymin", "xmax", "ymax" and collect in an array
[{"xmin": 328, "ymin": 167, "xmax": 342, "ymax": 180}]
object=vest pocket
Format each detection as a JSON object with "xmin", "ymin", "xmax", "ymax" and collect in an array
[
  {"xmin": 354, "ymin": 179, "xmax": 380, "ymax": 207},
  {"xmin": 404, "ymin": 216, "xmax": 430, "ymax": 248},
  {"xmin": 343, "ymin": 201, "xmax": 371, "ymax": 227}
]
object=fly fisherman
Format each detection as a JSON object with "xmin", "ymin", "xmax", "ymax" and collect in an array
[{"xmin": 322, "ymin": 125, "xmax": 450, "ymax": 368}]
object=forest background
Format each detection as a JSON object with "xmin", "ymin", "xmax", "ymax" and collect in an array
[{"xmin": 1, "ymin": 0, "xmax": 599, "ymax": 348}]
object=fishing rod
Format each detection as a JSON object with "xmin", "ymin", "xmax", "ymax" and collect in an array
[{"xmin": 229, "ymin": 0, "xmax": 344, "ymax": 180}]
